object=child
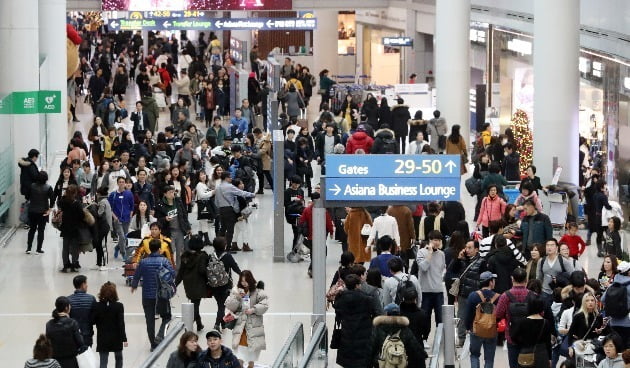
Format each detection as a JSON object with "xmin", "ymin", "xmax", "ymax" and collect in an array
[
  {"xmin": 559, "ymin": 222, "xmax": 587, "ymax": 259},
  {"xmin": 603, "ymin": 216, "xmax": 622, "ymax": 257}
]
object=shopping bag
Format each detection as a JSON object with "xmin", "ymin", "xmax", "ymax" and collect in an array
[
  {"xmin": 459, "ymin": 334, "xmax": 471, "ymax": 360},
  {"xmin": 76, "ymin": 346, "xmax": 98, "ymax": 368},
  {"xmin": 20, "ymin": 201, "xmax": 30, "ymax": 224}
]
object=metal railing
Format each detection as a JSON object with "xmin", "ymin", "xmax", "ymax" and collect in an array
[
  {"xmin": 138, "ymin": 321, "xmax": 184, "ymax": 368},
  {"xmin": 271, "ymin": 322, "xmax": 305, "ymax": 368},
  {"xmin": 297, "ymin": 322, "xmax": 328, "ymax": 368},
  {"xmin": 429, "ymin": 323, "xmax": 444, "ymax": 368}
]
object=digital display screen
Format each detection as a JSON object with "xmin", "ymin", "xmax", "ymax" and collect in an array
[{"xmin": 102, "ymin": 0, "xmax": 292, "ymax": 11}]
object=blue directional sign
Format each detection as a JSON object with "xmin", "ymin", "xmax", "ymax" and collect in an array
[
  {"xmin": 108, "ymin": 17, "xmax": 317, "ymax": 31},
  {"xmin": 324, "ymin": 154, "xmax": 461, "ymax": 202}
]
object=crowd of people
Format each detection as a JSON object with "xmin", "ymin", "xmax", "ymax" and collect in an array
[{"xmin": 16, "ymin": 20, "xmax": 630, "ymax": 368}]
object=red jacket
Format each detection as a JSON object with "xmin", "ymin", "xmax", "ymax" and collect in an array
[
  {"xmin": 299, "ymin": 204, "xmax": 334, "ymax": 239},
  {"xmin": 476, "ymin": 195, "xmax": 507, "ymax": 228},
  {"xmin": 559, "ymin": 234, "xmax": 586, "ymax": 257},
  {"xmin": 345, "ymin": 131, "xmax": 374, "ymax": 154},
  {"xmin": 158, "ymin": 68, "xmax": 171, "ymax": 87}
]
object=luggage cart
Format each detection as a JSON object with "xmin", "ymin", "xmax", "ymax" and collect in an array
[{"xmin": 123, "ymin": 237, "xmax": 142, "ymax": 286}]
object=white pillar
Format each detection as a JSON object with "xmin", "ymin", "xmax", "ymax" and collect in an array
[
  {"xmin": 403, "ymin": 10, "xmax": 417, "ymax": 83},
  {"xmin": 533, "ymin": 0, "xmax": 579, "ymax": 185},
  {"xmin": 0, "ymin": 0, "xmax": 40, "ymax": 225},
  {"xmin": 39, "ymin": 0, "xmax": 68, "ymax": 170},
  {"xmin": 229, "ymin": 11, "xmax": 252, "ymax": 70},
  {"xmin": 312, "ymin": 9, "xmax": 338, "ymax": 78},
  {"xmin": 355, "ymin": 23, "xmax": 364, "ymax": 77},
  {"xmin": 142, "ymin": 30, "xmax": 149, "ymax": 59},
  {"xmin": 435, "ymin": 0, "xmax": 470, "ymax": 144}
]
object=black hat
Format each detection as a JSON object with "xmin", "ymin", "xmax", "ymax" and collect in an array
[{"xmin": 206, "ymin": 329, "xmax": 221, "ymax": 339}]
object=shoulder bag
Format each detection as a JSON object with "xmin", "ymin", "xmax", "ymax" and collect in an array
[
  {"xmin": 448, "ymin": 259, "xmax": 476, "ymax": 297},
  {"xmin": 517, "ymin": 319, "xmax": 545, "ymax": 367},
  {"xmin": 330, "ymin": 318, "xmax": 342, "ymax": 349}
]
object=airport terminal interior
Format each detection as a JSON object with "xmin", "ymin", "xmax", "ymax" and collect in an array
[{"xmin": 1, "ymin": 0, "xmax": 630, "ymax": 367}]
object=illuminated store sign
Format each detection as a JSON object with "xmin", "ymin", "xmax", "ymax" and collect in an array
[
  {"xmin": 108, "ymin": 17, "xmax": 317, "ymax": 30},
  {"xmin": 382, "ymin": 37, "xmax": 413, "ymax": 47}
]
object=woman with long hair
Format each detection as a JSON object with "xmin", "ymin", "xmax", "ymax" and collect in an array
[
  {"xmin": 52, "ymin": 167, "xmax": 77, "ymax": 205},
  {"xmin": 195, "ymin": 170, "xmax": 215, "ymax": 245},
  {"xmin": 511, "ymin": 297, "xmax": 553, "ymax": 367},
  {"xmin": 444, "ymin": 230, "xmax": 467, "ymax": 304},
  {"xmin": 343, "ymin": 207, "xmax": 372, "ymax": 264},
  {"xmin": 88, "ymin": 116, "xmax": 106, "ymax": 166},
  {"xmin": 598, "ymin": 255, "xmax": 618, "ymax": 292},
  {"xmin": 476, "ymin": 184, "xmax": 507, "ymax": 238},
  {"xmin": 567, "ymin": 292, "xmax": 610, "ymax": 358},
  {"xmin": 225, "ymin": 270, "xmax": 269, "ymax": 368},
  {"xmin": 129, "ymin": 200, "xmax": 155, "ymax": 237},
  {"xmin": 58, "ymin": 185, "xmax": 84, "ymax": 272},
  {"xmin": 24, "ymin": 334, "xmax": 61, "ymax": 368},
  {"xmin": 93, "ymin": 282, "xmax": 127, "ymax": 367},
  {"xmin": 526, "ymin": 243, "xmax": 545, "ymax": 281},
  {"xmin": 166, "ymin": 331, "xmax": 201, "ymax": 368},
  {"xmin": 45, "ymin": 296, "xmax": 84, "ymax": 368},
  {"xmin": 210, "ymin": 237, "xmax": 242, "ymax": 331},
  {"xmin": 445, "ymin": 124, "xmax": 468, "ymax": 175}
]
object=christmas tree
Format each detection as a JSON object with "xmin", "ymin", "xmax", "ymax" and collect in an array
[{"xmin": 511, "ymin": 109, "xmax": 533, "ymax": 176}]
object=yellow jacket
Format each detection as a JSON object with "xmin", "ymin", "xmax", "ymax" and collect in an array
[
  {"xmin": 132, "ymin": 235, "xmax": 175, "ymax": 268},
  {"xmin": 481, "ymin": 131, "xmax": 492, "ymax": 147}
]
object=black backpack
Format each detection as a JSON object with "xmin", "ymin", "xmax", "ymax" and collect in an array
[
  {"xmin": 394, "ymin": 274, "xmax": 416, "ymax": 305},
  {"xmin": 506, "ymin": 290, "xmax": 534, "ymax": 340},
  {"xmin": 603, "ymin": 281, "xmax": 630, "ymax": 318}
]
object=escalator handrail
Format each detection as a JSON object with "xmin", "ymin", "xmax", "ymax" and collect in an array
[
  {"xmin": 297, "ymin": 322, "xmax": 327, "ymax": 368},
  {"xmin": 429, "ymin": 323, "xmax": 443, "ymax": 368},
  {"xmin": 138, "ymin": 321, "xmax": 185, "ymax": 368},
  {"xmin": 271, "ymin": 322, "xmax": 305, "ymax": 368}
]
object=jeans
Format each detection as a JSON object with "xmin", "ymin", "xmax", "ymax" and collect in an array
[
  {"xmin": 142, "ymin": 298, "xmax": 171, "ymax": 347},
  {"xmin": 99, "ymin": 350, "xmax": 123, "ymax": 368},
  {"xmin": 507, "ymin": 343, "xmax": 521, "ymax": 368},
  {"xmin": 27, "ymin": 212, "xmax": 47, "ymax": 251},
  {"xmin": 219, "ymin": 206, "xmax": 238, "ymax": 248},
  {"xmin": 469, "ymin": 333, "xmax": 497, "ymax": 368},
  {"xmin": 421, "ymin": 292, "xmax": 444, "ymax": 325},
  {"xmin": 457, "ymin": 296, "xmax": 468, "ymax": 344},
  {"xmin": 213, "ymin": 286, "xmax": 230, "ymax": 328},
  {"xmin": 62, "ymin": 236, "xmax": 80, "ymax": 269},
  {"xmin": 113, "ymin": 219, "xmax": 130, "ymax": 259}
]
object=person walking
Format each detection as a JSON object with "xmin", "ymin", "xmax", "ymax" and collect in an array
[
  {"xmin": 387, "ymin": 205, "xmax": 416, "ymax": 272},
  {"xmin": 370, "ymin": 303, "xmax": 424, "ymax": 368},
  {"xmin": 344, "ymin": 207, "xmax": 373, "ymax": 264},
  {"xmin": 445, "ymin": 124, "xmax": 469, "ymax": 175},
  {"xmin": 209, "ymin": 237, "xmax": 242, "ymax": 331},
  {"xmin": 417, "ymin": 230, "xmax": 446, "ymax": 325},
  {"xmin": 108, "ymin": 176, "xmax": 135, "ymax": 260},
  {"xmin": 175, "ymin": 235, "xmax": 209, "ymax": 332},
  {"xmin": 510, "ymin": 297, "xmax": 553, "ymax": 368},
  {"xmin": 58, "ymin": 185, "xmax": 84, "ymax": 273},
  {"xmin": 225, "ymin": 270, "xmax": 269, "ymax": 368},
  {"xmin": 155, "ymin": 185, "xmax": 192, "ymax": 268},
  {"xmin": 26, "ymin": 171, "xmax": 53, "ymax": 254},
  {"xmin": 93, "ymin": 282, "xmax": 128, "ymax": 368},
  {"xmin": 131, "ymin": 239, "xmax": 176, "ymax": 351},
  {"xmin": 464, "ymin": 271, "xmax": 499, "ymax": 368},
  {"xmin": 45, "ymin": 296, "xmax": 85, "ymax": 368},
  {"xmin": 214, "ymin": 172, "xmax": 255, "ymax": 252},
  {"xmin": 67, "ymin": 275, "xmax": 96, "ymax": 348}
]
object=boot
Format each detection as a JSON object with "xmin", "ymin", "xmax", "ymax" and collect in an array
[
  {"xmin": 242, "ymin": 243, "xmax": 253, "ymax": 252},
  {"xmin": 196, "ymin": 318, "xmax": 204, "ymax": 332},
  {"xmin": 231, "ymin": 242, "xmax": 241, "ymax": 251}
]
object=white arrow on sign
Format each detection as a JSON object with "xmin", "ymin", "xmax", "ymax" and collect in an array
[
  {"xmin": 329, "ymin": 184, "xmax": 341, "ymax": 196},
  {"xmin": 110, "ymin": 20, "xmax": 119, "ymax": 28},
  {"xmin": 163, "ymin": 21, "xmax": 171, "ymax": 28},
  {"xmin": 266, "ymin": 20, "xmax": 274, "ymax": 28},
  {"xmin": 445, "ymin": 160, "xmax": 456, "ymax": 173},
  {"xmin": 215, "ymin": 20, "xmax": 223, "ymax": 29}
]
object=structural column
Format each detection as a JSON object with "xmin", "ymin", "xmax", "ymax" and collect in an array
[
  {"xmin": 533, "ymin": 0, "xmax": 579, "ymax": 185},
  {"xmin": 435, "ymin": 0, "xmax": 470, "ymax": 144},
  {"xmin": 403, "ymin": 9, "xmax": 417, "ymax": 83},
  {"xmin": 39, "ymin": 0, "xmax": 68, "ymax": 170},
  {"xmin": 312, "ymin": 9, "xmax": 338, "ymax": 79}
]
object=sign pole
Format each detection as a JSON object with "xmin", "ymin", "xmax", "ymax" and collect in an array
[
  {"xmin": 311, "ymin": 196, "xmax": 326, "ymax": 325},
  {"xmin": 271, "ymin": 99, "xmax": 285, "ymax": 262}
]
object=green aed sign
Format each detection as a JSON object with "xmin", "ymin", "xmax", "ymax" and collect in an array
[{"xmin": 0, "ymin": 90, "xmax": 61, "ymax": 114}]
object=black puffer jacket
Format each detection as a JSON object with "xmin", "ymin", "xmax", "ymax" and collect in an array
[
  {"xmin": 59, "ymin": 198, "xmax": 85, "ymax": 239},
  {"xmin": 449, "ymin": 255, "xmax": 486, "ymax": 298},
  {"xmin": 45, "ymin": 315, "xmax": 84, "ymax": 360},
  {"xmin": 29, "ymin": 183, "xmax": 54, "ymax": 214},
  {"xmin": 390, "ymin": 104, "xmax": 411, "ymax": 138},
  {"xmin": 334, "ymin": 288, "xmax": 379, "ymax": 368},
  {"xmin": 175, "ymin": 250, "xmax": 209, "ymax": 300},
  {"xmin": 371, "ymin": 315, "xmax": 425, "ymax": 368},
  {"xmin": 18, "ymin": 157, "xmax": 39, "ymax": 198},
  {"xmin": 399, "ymin": 302, "xmax": 431, "ymax": 351},
  {"xmin": 487, "ymin": 246, "xmax": 520, "ymax": 293},
  {"xmin": 371, "ymin": 128, "xmax": 398, "ymax": 154}
]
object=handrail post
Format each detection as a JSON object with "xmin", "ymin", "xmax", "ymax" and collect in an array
[
  {"xmin": 181, "ymin": 302, "xmax": 194, "ymax": 331},
  {"xmin": 442, "ymin": 305, "xmax": 456, "ymax": 368}
]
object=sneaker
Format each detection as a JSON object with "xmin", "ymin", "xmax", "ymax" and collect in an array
[
  {"xmin": 25, "ymin": 250, "xmax": 31, "ymax": 254},
  {"xmin": 99, "ymin": 266, "xmax": 108, "ymax": 271},
  {"xmin": 23, "ymin": 224, "xmax": 30, "ymax": 230},
  {"xmin": 60, "ymin": 268, "xmax": 69, "ymax": 273},
  {"xmin": 36, "ymin": 250, "xmax": 44, "ymax": 254}
]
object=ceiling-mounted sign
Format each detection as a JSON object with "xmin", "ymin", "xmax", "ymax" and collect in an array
[
  {"xmin": 383, "ymin": 37, "xmax": 413, "ymax": 47},
  {"xmin": 102, "ymin": 0, "xmax": 292, "ymax": 11},
  {"xmin": 108, "ymin": 17, "xmax": 317, "ymax": 31}
]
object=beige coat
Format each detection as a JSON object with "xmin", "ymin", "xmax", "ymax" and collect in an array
[
  {"xmin": 445, "ymin": 136, "xmax": 468, "ymax": 175},
  {"xmin": 256, "ymin": 135, "xmax": 272, "ymax": 171},
  {"xmin": 387, "ymin": 205, "xmax": 415, "ymax": 251},
  {"xmin": 225, "ymin": 287, "xmax": 269, "ymax": 351},
  {"xmin": 344, "ymin": 208, "xmax": 373, "ymax": 263}
]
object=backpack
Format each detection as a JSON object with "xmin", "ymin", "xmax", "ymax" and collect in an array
[
  {"xmin": 464, "ymin": 177, "xmax": 482, "ymax": 196},
  {"xmin": 472, "ymin": 291, "xmax": 499, "ymax": 338},
  {"xmin": 206, "ymin": 252, "xmax": 230, "ymax": 288},
  {"xmin": 603, "ymin": 281, "xmax": 630, "ymax": 318},
  {"xmin": 156, "ymin": 261, "xmax": 176, "ymax": 300},
  {"xmin": 382, "ymin": 138, "xmax": 397, "ymax": 154},
  {"xmin": 394, "ymin": 275, "xmax": 416, "ymax": 305},
  {"xmin": 378, "ymin": 330, "xmax": 408, "ymax": 368},
  {"xmin": 236, "ymin": 165, "xmax": 256, "ymax": 193},
  {"xmin": 506, "ymin": 290, "xmax": 533, "ymax": 340}
]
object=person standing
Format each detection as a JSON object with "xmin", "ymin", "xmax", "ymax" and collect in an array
[
  {"xmin": 519, "ymin": 199, "xmax": 553, "ymax": 259},
  {"xmin": 602, "ymin": 261, "xmax": 630, "ymax": 349},
  {"xmin": 253, "ymin": 128, "xmax": 273, "ymax": 193},
  {"xmin": 18, "ymin": 148, "xmax": 40, "ymax": 201},
  {"xmin": 93, "ymin": 282, "xmax": 128, "ymax": 368},
  {"xmin": 428, "ymin": 110, "xmax": 448, "ymax": 154},
  {"xmin": 390, "ymin": 98, "xmax": 411, "ymax": 153},
  {"xmin": 67, "ymin": 275, "xmax": 96, "ymax": 348},
  {"xmin": 417, "ymin": 230, "xmax": 446, "ymax": 325},
  {"xmin": 154, "ymin": 186, "xmax": 192, "ymax": 269},
  {"xmin": 511, "ymin": 298, "xmax": 554, "ymax": 367},
  {"xmin": 130, "ymin": 101, "xmax": 149, "ymax": 142},
  {"xmin": 58, "ymin": 185, "xmax": 84, "ymax": 273},
  {"xmin": 445, "ymin": 124, "xmax": 468, "ymax": 175},
  {"xmin": 131, "ymin": 239, "xmax": 176, "ymax": 351},
  {"xmin": 46, "ymin": 296, "xmax": 85, "ymax": 368},
  {"xmin": 215, "ymin": 172, "xmax": 255, "ymax": 252},
  {"xmin": 465, "ymin": 272, "xmax": 499, "ymax": 368},
  {"xmin": 108, "ymin": 177, "xmax": 135, "ymax": 260},
  {"xmin": 175, "ymin": 235, "xmax": 209, "ymax": 332},
  {"xmin": 344, "ymin": 207, "xmax": 373, "ymax": 264},
  {"xmin": 26, "ymin": 171, "xmax": 54, "ymax": 254},
  {"xmin": 537, "ymin": 238, "xmax": 575, "ymax": 305}
]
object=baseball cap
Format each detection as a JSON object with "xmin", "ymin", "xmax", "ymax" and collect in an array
[
  {"xmin": 479, "ymin": 271, "xmax": 498, "ymax": 282},
  {"xmin": 206, "ymin": 329, "xmax": 222, "ymax": 339},
  {"xmin": 618, "ymin": 261, "xmax": 630, "ymax": 274},
  {"xmin": 384, "ymin": 303, "xmax": 400, "ymax": 316}
]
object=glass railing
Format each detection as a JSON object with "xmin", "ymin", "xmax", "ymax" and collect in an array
[
  {"xmin": 429, "ymin": 323, "xmax": 443, "ymax": 368},
  {"xmin": 297, "ymin": 322, "xmax": 328, "ymax": 368},
  {"xmin": 271, "ymin": 322, "xmax": 305, "ymax": 368}
]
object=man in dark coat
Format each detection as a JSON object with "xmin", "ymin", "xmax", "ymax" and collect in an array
[
  {"xmin": 371, "ymin": 303, "xmax": 425, "ymax": 368},
  {"xmin": 390, "ymin": 98, "xmax": 411, "ymax": 153},
  {"xmin": 502, "ymin": 143, "xmax": 521, "ymax": 181},
  {"xmin": 18, "ymin": 149, "xmax": 40, "ymax": 200}
]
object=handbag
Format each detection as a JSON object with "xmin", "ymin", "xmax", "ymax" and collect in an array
[
  {"xmin": 51, "ymin": 209, "xmax": 63, "ymax": 230},
  {"xmin": 517, "ymin": 320, "xmax": 545, "ymax": 367},
  {"xmin": 76, "ymin": 346, "xmax": 98, "ymax": 368},
  {"xmin": 83, "ymin": 208, "xmax": 95, "ymax": 226},
  {"xmin": 448, "ymin": 260, "xmax": 476, "ymax": 297},
  {"xmin": 222, "ymin": 312, "xmax": 237, "ymax": 330},
  {"xmin": 360, "ymin": 224, "xmax": 372, "ymax": 237},
  {"xmin": 197, "ymin": 198, "xmax": 218, "ymax": 220},
  {"xmin": 330, "ymin": 318, "xmax": 342, "ymax": 349}
]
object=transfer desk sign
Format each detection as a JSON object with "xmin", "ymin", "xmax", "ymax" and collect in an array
[{"xmin": 324, "ymin": 154, "xmax": 461, "ymax": 202}]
